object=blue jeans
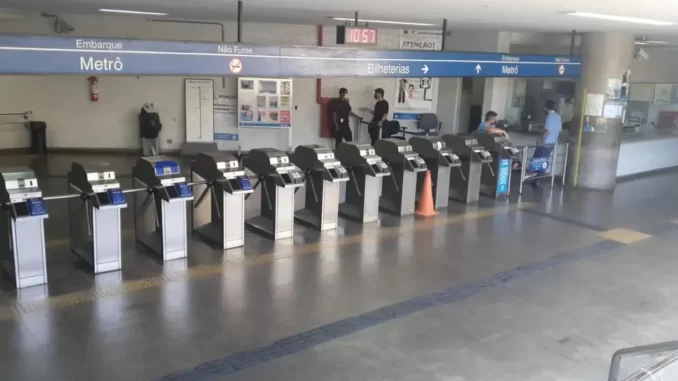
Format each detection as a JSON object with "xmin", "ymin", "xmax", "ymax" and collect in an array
[{"xmin": 529, "ymin": 145, "xmax": 553, "ymax": 175}]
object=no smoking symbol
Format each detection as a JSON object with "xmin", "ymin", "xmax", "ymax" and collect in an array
[{"xmin": 229, "ymin": 58, "xmax": 242, "ymax": 73}]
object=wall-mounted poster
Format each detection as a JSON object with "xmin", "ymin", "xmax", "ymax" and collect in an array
[
  {"xmin": 238, "ymin": 78, "xmax": 293, "ymax": 128},
  {"xmin": 213, "ymin": 88, "xmax": 238, "ymax": 143},
  {"xmin": 392, "ymin": 77, "xmax": 438, "ymax": 120},
  {"xmin": 393, "ymin": 31, "xmax": 441, "ymax": 121},
  {"xmin": 654, "ymin": 84, "xmax": 673, "ymax": 104}
]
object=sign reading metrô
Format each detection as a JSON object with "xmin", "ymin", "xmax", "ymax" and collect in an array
[{"xmin": 0, "ymin": 34, "xmax": 582, "ymax": 78}]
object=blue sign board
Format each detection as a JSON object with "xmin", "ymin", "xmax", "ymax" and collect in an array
[
  {"xmin": 0, "ymin": 35, "xmax": 581, "ymax": 78},
  {"xmin": 497, "ymin": 158, "xmax": 510, "ymax": 195}
]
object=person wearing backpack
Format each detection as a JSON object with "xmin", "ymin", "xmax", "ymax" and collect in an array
[{"xmin": 139, "ymin": 104, "xmax": 162, "ymax": 156}]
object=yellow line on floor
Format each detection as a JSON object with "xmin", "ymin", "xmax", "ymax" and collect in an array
[{"xmin": 0, "ymin": 203, "xmax": 531, "ymax": 321}]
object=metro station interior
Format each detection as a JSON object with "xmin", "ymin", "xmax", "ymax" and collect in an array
[{"xmin": 2, "ymin": 1, "xmax": 678, "ymax": 380}]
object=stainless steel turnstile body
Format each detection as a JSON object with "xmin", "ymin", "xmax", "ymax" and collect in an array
[
  {"xmin": 472, "ymin": 133, "xmax": 522, "ymax": 199},
  {"xmin": 335, "ymin": 142, "xmax": 391, "ymax": 224},
  {"xmin": 0, "ymin": 167, "xmax": 48, "ymax": 288},
  {"xmin": 68, "ymin": 162, "xmax": 127, "ymax": 273},
  {"xmin": 374, "ymin": 139, "xmax": 428, "ymax": 216},
  {"xmin": 442, "ymin": 135, "xmax": 494, "ymax": 204},
  {"xmin": 244, "ymin": 148, "xmax": 304, "ymax": 240},
  {"xmin": 292, "ymin": 145, "xmax": 349, "ymax": 231},
  {"xmin": 191, "ymin": 152, "xmax": 253, "ymax": 250},
  {"xmin": 410, "ymin": 136, "xmax": 462, "ymax": 210},
  {"xmin": 133, "ymin": 157, "xmax": 193, "ymax": 261}
]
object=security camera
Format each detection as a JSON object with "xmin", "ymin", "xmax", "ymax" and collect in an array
[
  {"xmin": 42, "ymin": 13, "xmax": 74, "ymax": 35},
  {"xmin": 634, "ymin": 47, "xmax": 649, "ymax": 60}
]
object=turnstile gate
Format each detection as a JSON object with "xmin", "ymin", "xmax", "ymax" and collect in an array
[
  {"xmin": 374, "ymin": 139, "xmax": 428, "ymax": 216},
  {"xmin": 292, "ymin": 144, "xmax": 349, "ymax": 231},
  {"xmin": 191, "ymin": 152, "xmax": 253, "ymax": 249},
  {"xmin": 133, "ymin": 157, "xmax": 193, "ymax": 261},
  {"xmin": 0, "ymin": 167, "xmax": 48, "ymax": 288},
  {"xmin": 68, "ymin": 162, "xmax": 127, "ymax": 273}
]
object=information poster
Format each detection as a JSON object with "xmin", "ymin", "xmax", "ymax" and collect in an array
[
  {"xmin": 213, "ymin": 88, "xmax": 238, "ymax": 143},
  {"xmin": 392, "ymin": 77, "xmax": 438, "ymax": 120},
  {"xmin": 654, "ymin": 84, "xmax": 673, "ymax": 104},
  {"xmin": 393, "ymin": 31, "xmax": 441, "ymax": 121},
  {"xmin": 238, "ymin": 78, "xmax": 293, "ymax": 128},
  {"xmin": 184, "ymin": 79, "xmax": 214, "ymax": 143}
]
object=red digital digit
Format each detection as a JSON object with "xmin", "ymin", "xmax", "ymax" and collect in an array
[
  {"xmin": 361, "ymin": 29, "xmax": 369, "ymax": 43},
  {"xmin": 368, "ymin": 29, "xmax": 376, "ymax": 43},
  {"xmin": 352, "ymin": 28, "xmax": 360, "ymax": 43}
]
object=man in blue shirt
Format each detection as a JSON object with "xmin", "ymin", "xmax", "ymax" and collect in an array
[
  {"xmin": 477, "ymin": 111, "xmax": 508, "ymax": 136},
  {"xmin": 525, "ymin": 100, "xmax": 562, "ymax": 186}
]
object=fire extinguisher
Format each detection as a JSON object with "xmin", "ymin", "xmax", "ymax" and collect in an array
[{"xmin": 88, "ymin": 76, "xmax": 99, "ymax": 102}]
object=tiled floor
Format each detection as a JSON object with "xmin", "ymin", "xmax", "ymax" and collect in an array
[{"xmin": 0, "ymin": 153, "xmax": 676, "ymax": 381}]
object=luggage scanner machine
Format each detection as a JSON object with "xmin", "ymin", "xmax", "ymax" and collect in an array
[
  {"xmin": 335, "ymin": 143, "xmax": 391, "ymax": 224},
  {"xmin": 68, "ymin": 162, "xmax": 127, "ymax": 273},
  {"xmin": 472, "ymin": 133, "xmax": 521, "ymax": 198},
  {"xmin": 292, "ymin": 145, "xmax": 349, "ymax": 231},
  {"xmin": 191, "ymin": 152, "xmax": 253, "ymax": 250},
  {"xmin": 0, "ymin": 167, "xmax": 48, "ymax": 288},
  {"xmin": 409, "ymin": 136, "xmax": 462, "ymax": 210},
  {"xmin": 133, "ymin": 157, "xmax": 193, "ymax": 261},
  {"xmin": 244, "ymin": 148, "xmax": 303, "ymax": 240},
  {"xmin": 374, "ymin": 139, "xmax": 428, "ymax": 216},
  {"xmin": 442, "ymin": 135, "xmax": 494, "ymax": 204}
]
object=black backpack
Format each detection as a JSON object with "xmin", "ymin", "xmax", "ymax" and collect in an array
[{"xmin": 139, "ymin": 108, "xmax": 162, "ymax": 139}]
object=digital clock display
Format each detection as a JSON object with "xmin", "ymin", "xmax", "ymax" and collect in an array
[{"xmin": 337, "ymin": 26, "xmax": 378, "ymax": 45}]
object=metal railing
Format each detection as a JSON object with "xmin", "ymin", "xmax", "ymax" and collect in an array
[
  {"xmin": 0, "ymin": 111, "xmax": 32, "ymax": 126},
  {"xmin": 517, "ymin": 142, "xmax": 569, "ymax": 194}
]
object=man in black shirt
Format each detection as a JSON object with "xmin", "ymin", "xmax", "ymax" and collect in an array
[
  {"xmin": 365, "ymin": 88, "xmax": 389, "ymax": 146},
  {"xmin": 331, "ymin": 88, "xmax": 360, "ymax": 147}
]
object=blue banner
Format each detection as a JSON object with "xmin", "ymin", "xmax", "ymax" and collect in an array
[
  {"xmin": 0, "ymin": 35, "xmax": 581, "ymax": 78},
  {"xmin": 497, "ymin": 158, "xmax": 510, "ymax": 194}
]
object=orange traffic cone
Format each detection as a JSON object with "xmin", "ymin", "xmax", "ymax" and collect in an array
[{"xmin": 416, "ymin": 170, "xmax": 438, "ymax": 217}]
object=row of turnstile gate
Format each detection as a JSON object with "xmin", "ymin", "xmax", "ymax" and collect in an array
[{"xmin": 0, "ymin": 133, "xmax": 521, "ymax": 288}]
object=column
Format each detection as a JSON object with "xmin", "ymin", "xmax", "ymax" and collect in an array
[{"xmin": 570, "ymin": 32, "xmax": 635, "ymax": 190}]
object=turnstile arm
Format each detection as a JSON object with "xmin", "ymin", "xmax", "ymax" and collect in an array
[
  {"xmin": 348, "ymin": 166, "xmax": 362, "ymax": 197},
  {"xmin": 484, "ymin": 162, "xmax": 495, "ymax": 177},
  {"xmin": 137, "ymin": 189, "xmax": 160, "ymax": 229},
  {"xmin": 302, "ymin": 171, "xmax": 319, "ymax": 203},
  {"xmin": 457, "ymin": 166, "xmax": 467, "ymax": 182},
  {"xmin": 386, "ymin": 163, "xmax": 400, "ymax": 192}
]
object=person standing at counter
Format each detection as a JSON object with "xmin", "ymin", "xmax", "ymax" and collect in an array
[
  {"xmin": 363, "ymin": 88, "xmax": 389, "ymax": 146},
  {"xmin": 331, "ymin": 88, "xmax": 361, "ymax": 148},
  {"xmin": 478, "ymin": 111, "xmax": 508, "ymax": 137},
  {"xmin": 525, "ymin": 100, "xmax": 562, "ymax": 186}
]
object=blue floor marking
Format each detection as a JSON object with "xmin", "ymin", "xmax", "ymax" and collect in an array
[{"xmin": 155, "ymin": 239, "xmax": 626, "ymax": 381}]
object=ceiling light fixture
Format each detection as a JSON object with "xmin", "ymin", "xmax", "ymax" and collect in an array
[
  {"xmin": 330, "ymin": 17, "xmax": 436, "ymax": 27},
  {"xmin": 99, "ymin": 9, "xmax": 168, "ymax": 16},
  {"xmin": 565, "ymin": 12, "xmax": 675, "ymax": 26},
  {"xmin": 635, "ymin": 39, "xmax": 667, "ymax": 45}
]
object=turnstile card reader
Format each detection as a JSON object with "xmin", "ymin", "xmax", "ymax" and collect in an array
[
  {"xmin": 191, "ymin": 152, "xmax": 253, "ymax": 250},
  {"xmin": 0, "ymin": 167, "xmax": 48, "ymax": 288},
  {"xmin": 244, "ymin": 148, "xmax": 303, "ymax": 240},
  {"xmin": 292, "ymin": 145, "xmax": 349, "ymax": 231},
  {"xmin": 410, "ymin": 136, "xmax": 462, "ymax": 210},
  {"xmin": 374, "ymin": 139, "xmax": 428, "ymax": 216},
  {"xmin": 68, "ymin": 162, "xmax": 127, "ymax": 274},
  {"xmin": 472, "ymin": 133, "xmax": 521, "ymax": 198},
  {"xmin": 442, "ymin": 135, "xmax": 493, "ymax": 204},
  {"xmin": 133, "ymin": 157, "xmax": 193, "ymax": 261},
  {"xmin": 335, "ymin": 143, "xmax": 391, "ymax": 224}
]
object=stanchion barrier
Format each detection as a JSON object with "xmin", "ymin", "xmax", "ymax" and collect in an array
[{"xmin": 516, "ymin": 142, "xmax": 569, "ymax": 194}]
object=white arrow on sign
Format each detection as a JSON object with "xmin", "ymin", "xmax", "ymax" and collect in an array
[
  {"xmin": 422, "ymin": 64, "xmax": 429, "ymax": 74},
  {"xmin": 475, "ymin": 64, "xmax": 482, "ymax": 74}
]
